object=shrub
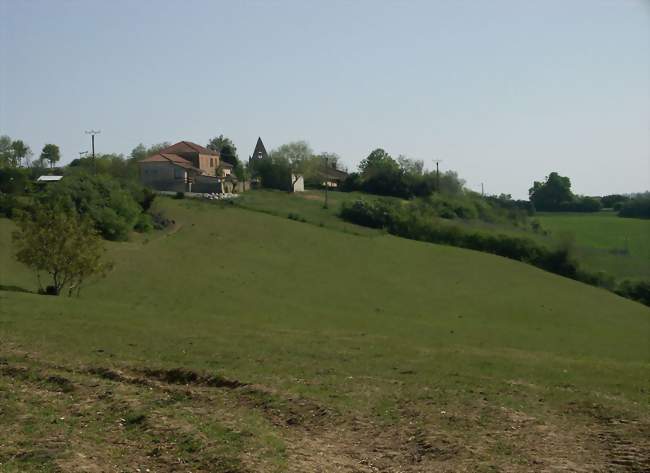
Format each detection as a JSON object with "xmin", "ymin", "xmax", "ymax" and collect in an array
[
  {"xmin": 174, "ymin": 191, "xmax": 185, "ymax": 199},
  {"xmin": 0, "ymin": 168, "xmax": 32, "ymax": 195},
  {"xmin": 39, "ymin": 173, "xmax": 142, "ymax": 241},
  {"xmin": 615, "ymin": 280, "xmax": 650, "ymax": 306},
  {"xmin": 287, "ymin": 212, "xmax": 307, "ymax": 222},
  {"xmin": 618, "ymin": 196, "xmax": 650, "ymax": 219},
  {"xmin": 134, "ymin": 213, "xmax": 154, "ymax": 233},
  {"xmin": 0, "ymin": 193, "xmax": 21, "ymax": 218}
]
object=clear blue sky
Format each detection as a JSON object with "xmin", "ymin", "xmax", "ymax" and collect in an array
[{"xmin": 1, "ymin": 0, "xmax": 648, "ymax": 198}]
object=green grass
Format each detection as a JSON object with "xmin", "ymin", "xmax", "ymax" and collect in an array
[
  {"xmin": 1, "ymin": 194, "xmax": 649, "ymax": 471},
  {"xmin": 235, "ymin": 188, "xmax": 386, "ymax": 235},
  {"xmin": 537, "ymin": 211, "xmax": 650, "ymax": 280}
]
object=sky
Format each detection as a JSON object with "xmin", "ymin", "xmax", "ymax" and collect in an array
[{"xmin": 1, "ymin": 0, "xmax": 648, "ymax": 198}]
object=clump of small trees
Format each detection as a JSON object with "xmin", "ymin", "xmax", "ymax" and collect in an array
[
  {"xmin": 12, "ymin": 204, "xmax": 112, "ymax": 296},
  {"xmin": 341, "ymin": 148, "xmax": 464, "ymax": 199},
  {"xmin": 529, "ymin": 172, "xmax": 602, "ymax": 212}
]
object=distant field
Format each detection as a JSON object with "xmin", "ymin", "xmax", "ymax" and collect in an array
[
  {"xmin": 537, "ymin": 211, "xmax": 650, "ymax": 280},
  {"xmin": 1, "ymin": 195, "xmax": 649, "ymax": 472}
]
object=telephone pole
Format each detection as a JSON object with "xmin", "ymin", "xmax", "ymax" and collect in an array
[
  {"xmin": 85, "ymin": 130, "xmax": 101, "ymax": 174},
  {"xmin": 433, "ymin": 159, "xmax": 442, "ymax": 192}
]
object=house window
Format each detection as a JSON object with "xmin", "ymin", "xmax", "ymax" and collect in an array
[{"xmin": 174, "ymin": 167, "xmax": 184, "ymax": 179}]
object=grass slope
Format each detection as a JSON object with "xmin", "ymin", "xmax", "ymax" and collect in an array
[
  {"xmin": 1, "ymin": 195, "xmax": 649, "ymax": 472},
  {"xmin": 538, "ymin": 211, "xmax": 650, "ymax": 280}
]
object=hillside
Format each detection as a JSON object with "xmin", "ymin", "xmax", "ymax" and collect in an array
[
  {"xmin": 1, "ymin": 195, "xmax": 649, "ymax": 472},
  {"xmin": 537, "ymin": 211, "xmax": 650, "ymax": 280}
]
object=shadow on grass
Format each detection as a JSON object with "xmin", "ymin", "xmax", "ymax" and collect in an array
[{"xmin": 0, "ymin": 284, "xmax": 34, "ymax": 294}]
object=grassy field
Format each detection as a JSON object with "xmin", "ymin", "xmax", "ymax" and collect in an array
[
  {"xmin": 537, "ymin": 211, "xmax": 650, "ymax": 280},
  {"xmin": 1, "ymin": 194, "xmax": 649, "ymax": 472}
]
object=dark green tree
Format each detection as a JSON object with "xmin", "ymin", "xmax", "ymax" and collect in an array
[
  {"xmin": 529, "ymin": 172, "xmax": 574, "ymax": 211},
  {"xmin": 359, "ymin": 148, "xmax": 399, "ymax": 177},
  {"xmin": 40, "ymin": 144, "xmax": 61, "ymax": 168},
  {"xmin": 207, "ymin": 135, "xmax": 239, "ymax": 167}
]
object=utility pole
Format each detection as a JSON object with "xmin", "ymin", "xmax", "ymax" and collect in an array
[
  {"xmin": 481, "ymin": 182, "xmax": 484, "ymax": 196},
  {"xmin": 433, "ymin": 159, "xmax": 442, "ymax": 193},
  {"xmin": 85, "ymin": 130, "xmax": 101, "ymax": 174}
]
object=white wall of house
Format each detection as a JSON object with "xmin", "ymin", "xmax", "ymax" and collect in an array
[{"xmin": 291, "ymin": 174, "xmax": 304, "ymax": 192}]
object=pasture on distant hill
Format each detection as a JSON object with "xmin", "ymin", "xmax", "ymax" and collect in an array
[
  {"xmin": 1, "ymin": 194, "xmax": 649, "ymax": 472},
  {"xmin": 537, "ymin": 211, "xmax": 650, "ymax": 281}
]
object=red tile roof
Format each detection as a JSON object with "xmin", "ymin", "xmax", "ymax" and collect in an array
[
  {"xmin": 159, "ymin": 141, "xmax": 219, "ymax": 156},
  {"xmin": 139, "ymin": 153, "xmax": 200, "ymax": 171}
]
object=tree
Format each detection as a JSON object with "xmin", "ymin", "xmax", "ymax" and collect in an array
[
  {"xmin": 11, "ymin": 140, "xmax": 31, "ymax": 167},
  {"xmin": 1, "ymin": 136, "xmax": 32, "ymax": 168},
  {"xmin": 529, "ymin": 172, "xmax": 574, "ymax": 211},
  {"xmin": 207, "ymin": 135, "xmax": 239, "ymax": 167},
  {"xmin": 268, "ymin": 141, "xmax": 316, "ymax": 190},
  {"xmin": 359, "ymin": 148, "xmax": 400, "ymax": 177},
  {"xmin": 40, "ymin": 144, "xmax": 61, "ymax": 168},
  {"xmin": 397, "ymin": 155, "xmax": 424, "ymax": 176},
  {"xmin": 12, "ymin": 205, "xmax": 112, "ymax": 296},
  {"xmin": 0, "ymin": 135, "xmax": 12, "ymax": 167},
  {"xmin": 130, "ymin": 142, "xmax": 171, "ymax": 161}
]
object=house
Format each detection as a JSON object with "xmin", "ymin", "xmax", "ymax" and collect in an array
[
  {"xmin": 217, "ymin": 161, "xmax": 234, "ymax": 177},
  {"xmin": 320, "ymin": 166, "xmax": 348, "ymax": 188},
  {"xmin": 138, "ymin": 141, "xmax": 225, "ymax": 193}
]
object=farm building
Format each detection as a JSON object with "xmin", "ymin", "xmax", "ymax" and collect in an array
[
  {"xmin": 138, "ymin": 141, "xmax": 234, "ymax": 193},
  {"xmin": 320, "ymin": 166, "xmax": 348, "ymax": 188}
]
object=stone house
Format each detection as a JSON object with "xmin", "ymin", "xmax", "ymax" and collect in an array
[{"xmin": 138, "ymin": 141, "xmax": 225, "ymax": 193}]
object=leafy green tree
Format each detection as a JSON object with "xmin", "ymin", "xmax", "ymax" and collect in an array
[
  {"xmin": 11, "ymin": 140, "xmax": 31, "ymax": 167},
  {"xmin": 0, "ymin": 135, "xmax": 12, "ymax": 167},
  {"xmin": 207, "ymin": 135, "xmax": 239, "ymax": 167},
  {"xmin": 12, "ymin": 204, "xmax": 112, "ymax": 296},
  {"xmin": 129, "ymin": 142, "xmax": 171, "ymax": 161},
  {"xmin": 359, "ymin": 148, "xmax": 400, "ymax": 177},
  {"xmin": 40, "ymin": 144, "xmax": 61, "ymax": 168},
  {"xmin": 1, "ymin": 136, "xmax": 32, "ymax": 167},
  {"xmin": 529, "ymin": 172, "xmax": 574, "ymax": 211}
]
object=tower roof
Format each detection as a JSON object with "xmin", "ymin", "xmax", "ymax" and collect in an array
[{"xmin": 250, "ymin": 137, "xmax": 269, "ymax": 160}]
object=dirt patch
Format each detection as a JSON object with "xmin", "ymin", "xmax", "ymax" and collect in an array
[
  {"xmin": 44, "ymin": 375, "xmax": 75, "ymax": 393},
  {"xmin": 298, "ymin": 193, "xmax": 324, "ymax": 202},
  {"xmin": 139, "ymin": 367, "xmax": 246, "ymax": 389}
]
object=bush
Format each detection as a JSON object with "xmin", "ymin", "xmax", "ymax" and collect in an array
[
  {"xmin": 0, "ymin": 168, "xmax": 32, "ymax": 195},
  {"xmin": 341, "ymin": 199, "xmax": 579, "ymax": 281},
  {"xmin": 618, "ymin": 196, "xmax": 650, "ymax": 219},
  {"xmin": 601, "ymin": 194, "xmax": 629, "ymax": 209},
  {"xmin": 287, "ymin": 212, "xmax": 307, "ymax": 222},
  {"xmin": 174, "ymin": 191, "xmax": 185, "ymax": 199},
  {"xmin": 558, "ymin": 196, "xmax": 602, "ymax": 212},
  {"xmin": 39, "ymin": 173, "xmax": 142, "ymax": 241},
  {"xmin": 134, "ymin": 213, "xmax": 154, "ymax": 233},
  {"xmin": 615, "ymin": 280, "xmax": 650, "ymax": 306},
  {"xmin": 0, "ymin": 193, "xmax": 22, "ymax": 218}
]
